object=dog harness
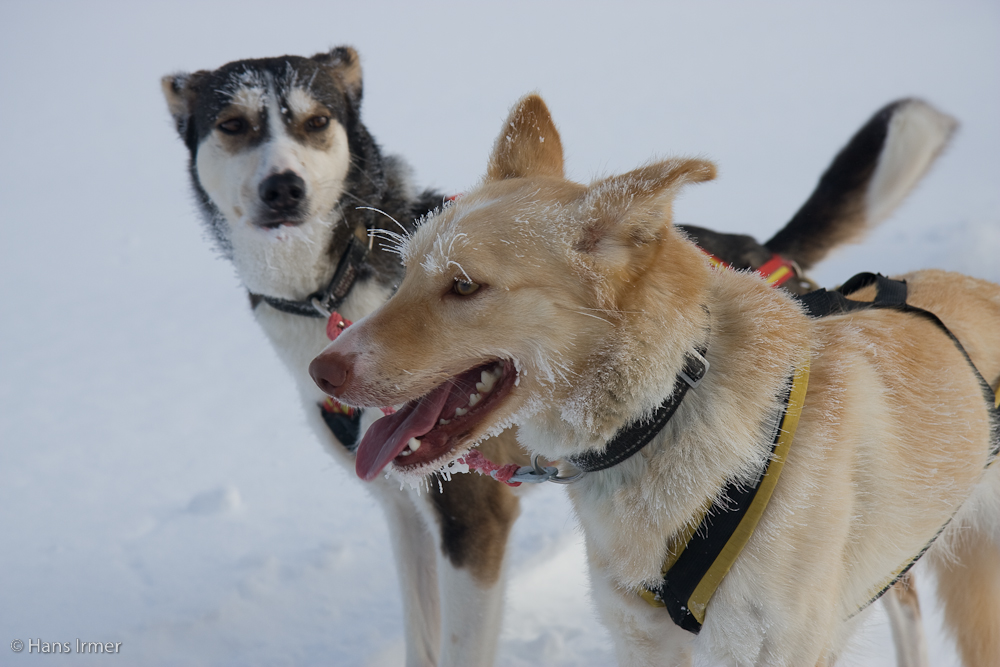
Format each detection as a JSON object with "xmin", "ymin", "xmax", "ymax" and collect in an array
[
  {"xmin": 702, "ymin": 250, "xmax": 799, "ymax": 289},
  {"xmin": 252, "ymin": 199, "xmax": 460, "ymax": 452},
  {"xmin": 796, "ymin": 273, "xmax": 1000, "ymax": 618},
  {"xmin": 252, "ymin": 229, "xmax": 371, "ymax": 319},
  {"xmin": 638, "ymin": 360, "xmax": 810, "ymax": 632},
  {"xmin": 798, "ymin": 273, "xmax": 1000, "ymax": 457},
  {"xmin": 568, "ymin": 348, "xmax": 711, "ymax": 473},
  {"xmin": 642, "ymin": 272, "xmax": 1000, "ymax": 634},
  {"xmin": 247, "ymin": 225, "xmax": 370, "ymax": 451}
]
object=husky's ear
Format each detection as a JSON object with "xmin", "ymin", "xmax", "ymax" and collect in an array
[
  {"xmin": 576, "ymin": 158, "xmax": 716, "ymax": 257},
  {"xmin": 486, "ymin": 94, "xmax": 564, "ymax": 181},
  {"xmin": 161, "ymin": 71, "xmax": 206, "ymax": 140},
  {"xmin": 312, "ymin": 46, "xmax": 363, "ymax": 107}
]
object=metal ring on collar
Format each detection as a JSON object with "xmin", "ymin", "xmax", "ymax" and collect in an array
[
  {"xmin": 507, "ymin": 453, "xmax": 588, "ymax": 485},
  {"xmin": 310, "ymin": 298, "xmax": 332, "ymax": 318}
]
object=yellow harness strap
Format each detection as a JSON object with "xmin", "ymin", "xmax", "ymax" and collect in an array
[{"xmin": 639, "ymin": 359, "xmax": 809, "ymax": 633}]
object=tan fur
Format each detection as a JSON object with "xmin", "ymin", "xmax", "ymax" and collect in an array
[
  {"xmin": 314, "ymin": 94, "xmax": 1000, "ymax": 665},
  {"xmin": 848, "ymin": 270, "xmax": 1000, "ymax": 386},
  {"xmin": 486, "ymin": 94, "xmax": 565, "ymax": 181},
  {"xmin": 884, "ymin": 573, "xmax": 929, "ymax": 667},
  {"xmin": 161, "ymin": 72, "xmax": 202, "ymax": 119},
  {"xmin": 285, "ymin": 102, "xmax": 339, "ymax": 151},
  {"xmin": 934, "ymin": 529, "xmax": 1000, "ymax": 667},
  {"xmin": 431, "ymin": 430, "xmax": 526, "ymax": 585},
  {"xmin": 312, "ymin": 46, "xmax": 363, "ymax": 103}
]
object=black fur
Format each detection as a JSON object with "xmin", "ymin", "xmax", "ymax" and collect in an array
[
  {"xmin": 427, "ymin": 469, "xmax": 518, "ymax": 582},
  {"xmin": 677, "ymin": 225, "xmax": 774, "ymax": 270},
  {"xmin": 167, "ymin": 49, "xmax": 444, "ymax": 287},
  {"xmin": 764, "ymin": 100, "xmax": 905, "ymax": 270}
]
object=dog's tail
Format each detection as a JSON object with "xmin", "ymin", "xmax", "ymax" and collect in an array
[{"xmin": 765, "ymin": 99, "xmax": 957, "ymax": 272}]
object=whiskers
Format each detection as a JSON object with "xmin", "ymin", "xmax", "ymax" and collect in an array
[
  {"xmin": 356, "ymin": 206, "xmax": 408, "ymax": 234},
  {"xmin": 573, "ymin": 310, "xmax": 614, "ymax": 325},
  {"xmin": 557, "ymin": 303, "xmax": 623, "ymax": 326},
  {"xmin": 356, "ymin": 205, "xmax": 411, "ymax": 255}
]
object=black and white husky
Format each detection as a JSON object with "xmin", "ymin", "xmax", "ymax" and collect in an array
[
  {"xmin": 163, "ymin": 47, "xmax": 524, "ymax": 667},
  {"xmin": 163, "ymin": 46, "xmax": 954, "ymax": 667}
]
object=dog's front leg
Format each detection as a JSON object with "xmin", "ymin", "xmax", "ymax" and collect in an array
[
  {"xmin": 374, "ymin": 484, "xmax": 442, "ymax": 667},
  {"xmin": 437, "ymin": 560, "xmax": 508, "ymax": 666},
  {"xmin": 588, "ymin": 564, "xmax": 693, "ymax": 667},
  {"xmin": 424, "ymin": 470, "xmax": 520, "ymax": 666}
]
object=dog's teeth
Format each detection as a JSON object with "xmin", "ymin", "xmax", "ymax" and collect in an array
[
  {"xmin": 438, "ymin": 418, "xmax": 451, "ymax": 426},
  {"xmin": 454, "ymin": 407, "xmax": 468, "ymax": 417},
  {"xmin": 400, "ymin": 448, "xmax": 412, "ymax": 457},
  {"xmin": 479, "ymin": 370, "xmax": 497, "ymax": 393},
  {"xmin": 408, "ymin": 437, "xmax": 421, "ymax": 452},
  {"xmin": 468, "ymin": 393, "xmax": 482, "ymax": 407}
]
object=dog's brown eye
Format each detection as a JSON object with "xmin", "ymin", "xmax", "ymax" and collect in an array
[
  {"xmin": 305, "ymin": 115, "xmax": 330, "ymax": 131},
  {"xmin": 453, "ymin": 280, "xmax": 480, "ymax": 297},
  {"xmin": 217, "ymin": 118, "xmax": 247, "ymax": 135}
]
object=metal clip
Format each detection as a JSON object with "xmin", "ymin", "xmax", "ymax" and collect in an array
[
  {"xmin": 507, "ymin": 453, "xmax": 588, "ymax": 485},
  {"xmin": 310, "ymin": 297, "xmax": 332, "ymax": 319},
  {"xmin": 679, "ymin": 349, "xmax": 710, "ymax": 390}
]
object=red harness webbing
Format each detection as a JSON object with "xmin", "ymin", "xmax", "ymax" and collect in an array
[{"xmin": 703, "ymin": 250, "xmax": 797, "ymax": 288}]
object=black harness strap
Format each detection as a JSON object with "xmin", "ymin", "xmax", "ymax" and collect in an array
[
  {"xmin": 643, "ymin": 272, "xmax": 999, "ymax": 634},
  {"xmin": 319, "ymin": 408, "xmax": 362, "ymax": 453},
  {"xmin": 800, "ymin": 272, "xmax": 1000, "ymax": 460},
  {"xmin": 797, "ymin": 273, "xmax": 1000, "ymax": 613},
  {"xmin": 248, "ymin": 229, "xmax": 370, "ymax": 451},
  {"xmin": 649, "ymin": 379, "xmax": 796, "ymax": 633},
  {"xmin": 248, "ymin": 231, "xmax": 370, "ymax": 451},
  {"xmin": 566, "ymin": 349, "xmax": 709, "ymax": 473},
  {"xmin": 641, "ymin": 360, "xmax": 810, "ymax": 633}
]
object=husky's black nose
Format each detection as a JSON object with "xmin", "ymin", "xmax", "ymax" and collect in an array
[{"xmin": 258, "ymin": 171, "xmax": 306, "ymax": 212}]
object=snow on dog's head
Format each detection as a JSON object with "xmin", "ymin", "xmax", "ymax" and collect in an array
[
  {"xmin": 161, "ymin": 48, "xmax": 362, "ymax": 300},
  {"xmin": 309, "ymin": 94, "xmax": 716, "ymax": 481}
]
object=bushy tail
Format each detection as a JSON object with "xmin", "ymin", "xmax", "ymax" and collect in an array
[{"xmin": 765, "ymin": 99, "xmax": 957, "ymax": 271}]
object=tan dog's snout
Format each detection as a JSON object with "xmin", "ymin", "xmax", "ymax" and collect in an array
[{"xmin": 309, "ymin": 349, "xmax": 354, "ymax": 397}]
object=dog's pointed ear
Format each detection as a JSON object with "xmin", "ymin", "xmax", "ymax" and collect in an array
[
  {"xmin": 312, "ymin": 46, "xmax": 363, "ymax": 107},
  {"xmin": 161, "ymin": 71, "xmax": 206, "ymax": 139},
  {"xmin": 486, "ymin": 94, "xmax": 565, "ymax": 182},
  {"xmin": 576, "ymin": 158, "xmax": 716, "ymax": 256}
]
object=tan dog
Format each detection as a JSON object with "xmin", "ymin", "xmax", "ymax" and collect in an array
[
  {"xmin": 310, "ymin": 95, "xmax": 1000, "ymax": 665},
  {"xmin": 163, "ymin": 47, "xmax": 954, "ymax": 665}
]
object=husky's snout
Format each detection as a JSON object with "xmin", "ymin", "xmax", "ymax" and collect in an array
[
  {"xmin": 309, "ymin": 349, "xmax": 352, "ymax": 398},
  {"xmin": 257, "ymin": 170, "xmax": 307, "ymax": 221}
]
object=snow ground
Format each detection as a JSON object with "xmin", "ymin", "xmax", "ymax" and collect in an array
[{"xmin": 1, "ymin": 1, "xmax": 997, "ymax": 665}]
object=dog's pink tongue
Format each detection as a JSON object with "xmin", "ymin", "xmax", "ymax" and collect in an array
[{"xmin": 355, "ymin": 383, "xmax": 451, "ymax": 481}]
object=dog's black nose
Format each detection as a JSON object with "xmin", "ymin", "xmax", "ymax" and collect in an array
[{"xmin": 258, "ymin": 171, "xmax": 306, "ymax": 212}]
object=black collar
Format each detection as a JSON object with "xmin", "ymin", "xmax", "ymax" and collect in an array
[
  {"xmin": 566, "ymin": 347, "xmax": 709, "ymax": 474},
  {"xmin": 252, "ymin": 233, "xmax": 370, "ymax": 318}
]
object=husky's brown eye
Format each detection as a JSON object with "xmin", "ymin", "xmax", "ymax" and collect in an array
[
  {"xmin": 305, "ymin": 115, "xmax": 330, "ymax": 131},
  {"xmin": 453, "ymin": 280, "xmax": 481, "ymax": 296},
  {"xmin": 217, "ymin": 118, "xmax": 247, "ymax": 135}
]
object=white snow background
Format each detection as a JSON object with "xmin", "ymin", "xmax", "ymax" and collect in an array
[{"xmin": 1, "ymin": 1, "xmax": 998, "ymax": 665}]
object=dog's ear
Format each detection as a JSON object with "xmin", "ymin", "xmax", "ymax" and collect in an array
[
  {"xmin": 161, "ymin": 71, "xmax": 207, "ymax": 140},
  {"xmin": 576, "ymin": 158, "xmax": 716, "ymax": 258},
  {"xmin": 312, "ymin": 46, "xmax": 363, "ymax": 107},
  {"xmin": 486, "ymin": 94, "xmax": 564, "ymax": 181}
]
